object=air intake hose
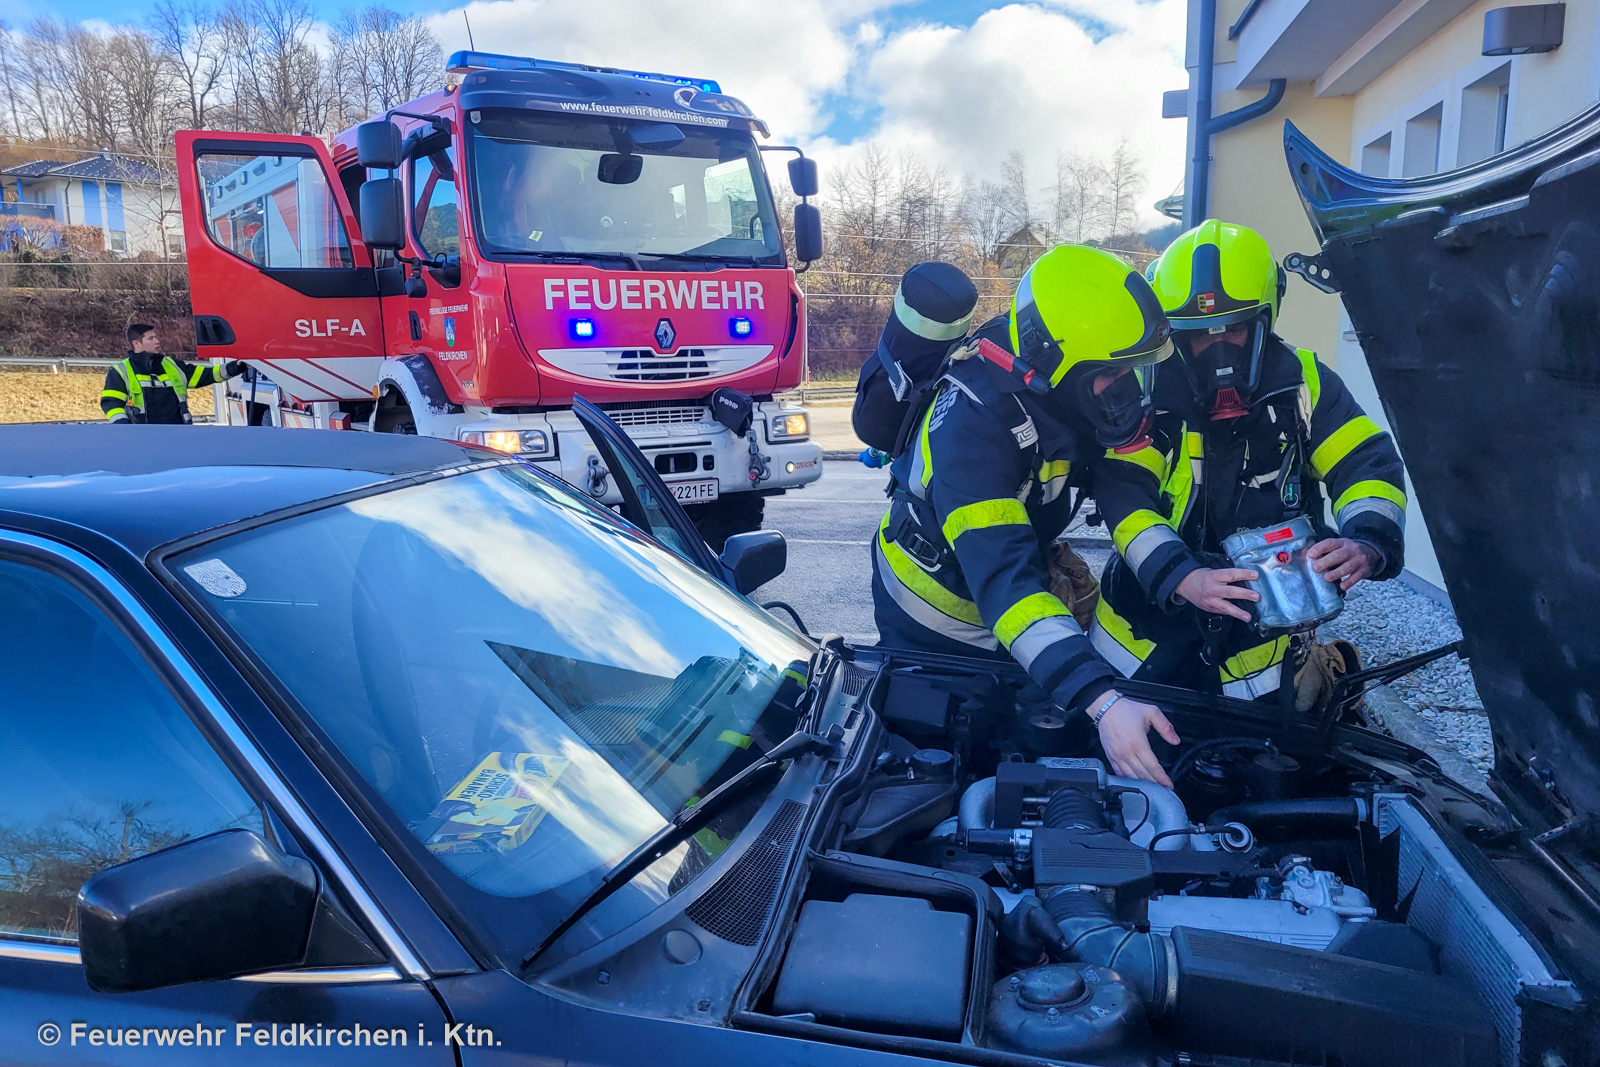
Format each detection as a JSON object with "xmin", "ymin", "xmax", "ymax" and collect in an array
[{"xmin": 1043, "ymin": 889, "xmax": 1176, "ymax": 1018}]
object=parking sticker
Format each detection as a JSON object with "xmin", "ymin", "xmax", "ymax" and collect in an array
[{"xmin": 184, "ymin": 558, "xmax": 246, "ymax": 598}]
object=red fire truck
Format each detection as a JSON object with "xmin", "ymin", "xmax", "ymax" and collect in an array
[{"xmin": 176, "ymin": 50, "xmax": 824, "ymax": 543}]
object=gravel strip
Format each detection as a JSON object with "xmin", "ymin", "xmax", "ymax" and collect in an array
[{"xmin": 1319, "ymin": 578, "xmax": 1493, "ymax": 778}]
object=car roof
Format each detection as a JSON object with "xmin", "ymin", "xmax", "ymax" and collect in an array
[{"xmin": 0, "ymin": 424, "xmax": 497, "ymax": 556}]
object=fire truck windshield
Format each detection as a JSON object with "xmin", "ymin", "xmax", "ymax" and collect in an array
[{"xmin": 469, "ymin": 110, "xmax": 783, "ymax": 264}]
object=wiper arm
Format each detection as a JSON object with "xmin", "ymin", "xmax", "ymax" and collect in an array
[
  {"xmin": 640, "ymin": 251, "xmax": 764, "ymax": 267},
  {"xmin": 520, "ymin": 727, "xmax": 833, "ymax": 970},
  {"xmin": 511, "ymin": 250, "xmax": 643, "ymax": 270}
]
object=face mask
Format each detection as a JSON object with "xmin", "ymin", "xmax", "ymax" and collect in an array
[
  {"xmin": 1076, "ymin": 367, "xmax": 1153, "ymax": 449},
  {"xmin": 1183, "ymin": 319, "xmax": 1265, "ymax": 420}
]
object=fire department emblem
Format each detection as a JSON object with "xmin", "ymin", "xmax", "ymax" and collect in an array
[
  {"xmin": 654, "ymin": 318, "xmax": 676, "ymax": 352},
  {"xmin": 1197, "ymin": 292, "xmax": 1217, "ymax": 313}
]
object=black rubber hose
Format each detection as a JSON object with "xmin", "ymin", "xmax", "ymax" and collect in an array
[
  {"xmin": 760, "ymin": 600, "xmax": 811, "ymax": 636},
  {"xmin": 1043, "ymin": 889, "xmax": 1173, "ymax": 1018},
  {"xmin": 1042, "ymin": 787, "xmax": 1109, "ymax": 832},
  {"xmin": 1207, "ymin": 797, "xmax": 1363, "ymax": 832}
]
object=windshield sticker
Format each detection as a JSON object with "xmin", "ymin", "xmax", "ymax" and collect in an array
[
  {"xmin": 554, "ymin": 99, "xmax": 730, "ymax": 127},
  {"xmin": 424, "ymin": 752, "xmax": 571, "ymax": 855},
  {"xmin": 184, "ymin": 558, "xmax": 247, "ymax": 598}
]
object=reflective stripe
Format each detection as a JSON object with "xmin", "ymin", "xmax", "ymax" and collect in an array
[
  {"xmin": 1223, "ymin": 663, "xmax": 1282, "ymax": 699},
  {"xmin": 1220, "ymin": 637, "xmax": 1289, "ymax": 698},
  {"xmin": 1090, "ymin": 598, "xmax": 1153, "ymax": 677},
  {"xmin": 188, "ymin": 363, "xmax": 210, "ymax": 388},
  {"xmin": 915, "ymin": 402, "xmax": 935, "ymax": 491},
  {"xmin": 1108, "ymin": 443, "xmax": 1165, "ymax": 481},
  {"xmin": 103, "ymin": 407, "xmax": 128, "ymax": 422},
  {"xmin": 1333, "ymin": 479, "xmax": 1406, "ymax": 515},
  {"xmin": 1039, "ymin": 459, "xmax": 1071, "ymax": 482},
  {"xmin": 100, "ymin": 388, "xmax": 128, "ymax": 401},
  {"xmin": 1113, "ymin": 509, "xmax": 1169, "ymax": 554},
  {"xmin": 163, "ymin": 357, "xmax": 189, "ymax": 404},
  {"xmin": 1295, "ymin": 348, "xmax": 1321, "ymax": 412},
  {"xmin": 994, "ymin": 591, "xmax": 1073, "ymax": 648},
  {"xmin": 781, "ymin": 667, "xmax": 808, "ymax": 686},
  {"xmin": 1123, "ymin": 523, "xmax": 1184, "ymax": 571},
  {"xmin": 895, "ymin": 284, "xmax": 973, "ymax": 341},
  {"xmin": 942, "ymin": 498, "xmax": 1029, "ymax": 545},
  {"xmin": 1009, "ymin": 613, "xmax": 1084, "ymax": 671},
  {"xmin": 876, "ymin": 515, "xmax": 995, "ymax": 648},
  {"xmin": 1311, "ymin": 415, "xmax": 1384, "ymax": 478},
  {"xmin": 1337, "ymin": 495, "xmax": 1405, "ymax": 531}
]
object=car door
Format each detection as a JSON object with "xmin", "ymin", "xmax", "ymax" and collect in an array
[
  {"xmin": 571, "ymin": 394, "xmax": 732, "ymax": 577},
  {"xmin": 176, "ymin": 131, "xmax": 386, "ymax": 408},
  {"xmin": 0, "ymin": 533, "xmax": 454, "ymax": 1066}
]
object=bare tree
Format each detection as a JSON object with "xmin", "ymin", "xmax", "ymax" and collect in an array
[
  {"xmin": 1047, "ymin": 151, "xmax": 1109, "ymax": 245},
  {"xmin": 1102, "ymin": 140, "xmax": 1147, "ymax": 247},
  {"xmin": 215, "ymin": 0, "xmax": 328, "ymax": 135},
  {"xmin": 998, "ymin": 149, "xmax": 1032, "ymax": 237},
  {"xmin": 959, "ymin": 177, "xmax": 1009, "ymax": 266},
  {"xmin": 329, "ymin": 7, "xmax": 442, "ymax": 126},
  {"xmin": 150, "ymin": 1, "xmax": 225, "ymax": 130}
]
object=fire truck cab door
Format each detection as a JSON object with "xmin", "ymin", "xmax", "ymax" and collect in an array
[{"xmin": 176, "ymin": 131, "xmax": 384, "ymax": 405}]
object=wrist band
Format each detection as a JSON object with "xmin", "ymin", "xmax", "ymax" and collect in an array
[{"xmin": 1090, "ymin": 692, "xmax": 1121, "ymax": 728}]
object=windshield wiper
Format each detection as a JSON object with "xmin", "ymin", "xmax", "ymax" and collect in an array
[
  {"xmin": 510, "ymin": 250, "xmax": 644, "ymax": 270},
  {"xmin": 639, "ymin": 251, "xmax": 768, "ymax": 268},
  {"xmin": 520, "ymin": 727, "xmax": 833, "ymax": 970}
]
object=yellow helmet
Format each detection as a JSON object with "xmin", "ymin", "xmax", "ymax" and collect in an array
[
  {"xmin": 1006, "ymin": 245, "xmax": 1173, "ymax": 446},
  {"xmin": 1150, "ymin": 220, "xmax": 1286, "ymax": 419},
  {"xmin": 1149, "ymin": 219, "xmax": 1284, "ymax": 331}
]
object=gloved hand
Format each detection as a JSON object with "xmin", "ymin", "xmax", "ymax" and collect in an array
[
  {"xmin": 224, "ymin": 360, "xmax": 248, "ymax": 378},
  {"xmin": 1085, "ymin": 688, "xmax": 1181, "ymax": 788}
]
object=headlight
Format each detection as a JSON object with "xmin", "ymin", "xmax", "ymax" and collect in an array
[
  {"xmin": 459, "ymin": 428, "xmax": 554, "ymax": 457},
  {"xmin": 768, "ymin": 412, "xmax": 809, "ymax": 440}
]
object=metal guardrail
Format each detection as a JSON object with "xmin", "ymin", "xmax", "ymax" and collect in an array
[
  {"xmin": 0, "ymin": 356, "xmax": 118, "ymax": 370},
  {"xmin": 783, "ymin": 384, "xmax": 855, "ymax": 403}
]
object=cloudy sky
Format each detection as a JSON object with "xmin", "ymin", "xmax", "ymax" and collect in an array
[{"xmin": 51, "ymin": 0, "xmax": 1189, "ymax": 224}]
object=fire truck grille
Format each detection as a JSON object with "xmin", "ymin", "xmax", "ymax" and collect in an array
[
  {"xmin": 599, "ymin": 402, "xmax": 712, "ymax": 427},
  {"xmin": 539, "ymin": 344, "xmax": 772, "ymax": 384}
]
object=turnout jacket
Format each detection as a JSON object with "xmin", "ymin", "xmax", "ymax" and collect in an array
[
  {"xmin": 1094, "ymin": 336, "xmax": 1407, "ymax": 612},
  {"xmin": 101, "ymin": 351, "xmax": 230, "ymax": 425},
  {"xmin": 874, "ymin": 316, "xmax": 1117, "ymax": 712}
]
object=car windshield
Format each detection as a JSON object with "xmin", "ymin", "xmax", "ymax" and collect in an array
[
  {"xmin": 469, "ymin": 110, "xmax": 783, "ymax": 261},
  {"xmin": 167, "ymin": 463, "xmax": 812, "ymax": 964}
]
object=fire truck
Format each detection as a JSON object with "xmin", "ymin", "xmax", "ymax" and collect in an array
[{"xmin": 176, "ymin": 50, "xmax": 825, "ymax": 544}]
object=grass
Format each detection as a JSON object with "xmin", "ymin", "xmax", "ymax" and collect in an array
[{"xmin": 0, "ymin": 368, "xmax": 214, "ymax": 424}]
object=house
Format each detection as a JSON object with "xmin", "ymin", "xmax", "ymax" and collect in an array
[
  {"xmin": 1, "ymin": 152, "xmax": 181, "ymax": 257},
  {"xmin": 995, "ymin": 225, "xmax": 1046, "ymax": 278},
  {"xmin": 1166, "ymin": 0, "xmax": 1593, "ymax": 596}
]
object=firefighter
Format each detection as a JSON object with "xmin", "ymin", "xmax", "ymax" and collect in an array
[
  {"xmin": 871, "ymin": 245, "xmax": 1184, "ymax": 786},
  {"xmin": 101, "ymin": 324, "xmax": 245, "ymax": 425},
  {"xmin": 1090, "ymin": 220, "xmax": 1408, "ymax": 701}
]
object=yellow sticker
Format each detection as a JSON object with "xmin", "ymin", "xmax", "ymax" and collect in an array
[{"xmin": 424, "ymin": 752, "xmax": 569, "ymax": 855}]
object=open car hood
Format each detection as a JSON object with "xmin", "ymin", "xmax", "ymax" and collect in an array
[{"xmin": 1284, "ymin": 110, "xmax": 1600, "ymax": 825}]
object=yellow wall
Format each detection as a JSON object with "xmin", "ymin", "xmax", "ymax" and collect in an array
[{"xmin": 1206, "ymin": 81, "xmax": 1353, "ymax": 364}]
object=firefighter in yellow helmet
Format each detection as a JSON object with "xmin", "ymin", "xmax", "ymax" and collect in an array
[
  {"xmin": 870, "ymin": 245, "xmax": 1184, "ymax": 786},
  {"xmin": 1090, "ymin": 220, "xmax": 1409, "ymax": 702}
]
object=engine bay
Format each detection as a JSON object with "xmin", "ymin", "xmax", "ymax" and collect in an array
[{"xmin": 743, "ymin": 656, "xmax": 1571, "ymax": 1067}]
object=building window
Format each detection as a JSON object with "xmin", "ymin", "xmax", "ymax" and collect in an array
[
  {"xmin": 1361, "ymin": 133, "xmax": 1393, "ymax": 176},
  {"xmin": 166, "ymin": 233, "xmax": 184, "ymax": 256},
  {"xmin": 1402, "ymin": 103, "xmax": 1444, "ymax": 177},
  {"xmin": 108, "ymin": 230, "xmax": 127, "ymax": 253},
  {"xmin": 1459, "ymin": 63, "xmax": 1512, "ymax": 165}
]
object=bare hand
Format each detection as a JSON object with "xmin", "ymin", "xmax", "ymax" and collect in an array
[
  {"xmin": 1306, "ymin": 537, "xmax": 1380, "ymax": 592},
  {"xmin": 1091, "ymin": 689, "xmax": 1181, "ymax": 788},
  {"xmin": 1174, "ymin": 567, "xmax": 1260, "ymax": 622}
]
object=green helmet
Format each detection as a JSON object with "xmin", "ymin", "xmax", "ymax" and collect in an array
[
  {"xmin": 1150, "ymin": 220, "xmax": 1286, "ymax": 419},
  {"xmin": 1007, "ymin": 244, "xmax": 1173, "ymax": 447}
]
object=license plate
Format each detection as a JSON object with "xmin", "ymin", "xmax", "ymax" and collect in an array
[{"xmin": 669, "ymin": 479, "xmax": 719, "ymax": 504}]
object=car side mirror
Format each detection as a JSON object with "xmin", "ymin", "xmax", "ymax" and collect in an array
[
  {"xmin": 721, "ymin": 530, "xmax": 786, "ymax": 595},
  {"xmin": 77, "ymin": 829, "xmax": 318, "ymax": 993},
  {"xmin": 788, "ymin": 156, "xmax": 819, "ymax": 198},
  {"xmin": 792, "ymin": 202, "xmax": 823, "ymax": 265},
  {"xmin": 358, "ymin": 177, "xmax": 407, "ymax": 251},
  {"xmin": 356, "ymin": 120, "xmax": 403, "ymax": 169}
]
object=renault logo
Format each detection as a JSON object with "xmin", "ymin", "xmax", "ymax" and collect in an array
[{"xmin": 654, "ymin": 318, "xmax": 676, "ymax": 352}]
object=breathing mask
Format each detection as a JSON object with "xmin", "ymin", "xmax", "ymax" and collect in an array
[
  {"xmin": 1076, "ymin": 364, "xmax": 1156, "ymax": 448},
  {"xmin": 1179, "ymin": 314, "xmax": 1267, "ymax": 421}
]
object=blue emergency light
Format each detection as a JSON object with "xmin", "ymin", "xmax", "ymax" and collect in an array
[
  {"xmin": 729, "ymin": 316, "xmax": 753, "ymax": 338},
  {"xmin": 569, "ymin": 318, "xmax": 596, "ymax": 340},
  {"xmin": 446, "ymin": 51, "xmax": 720, "ymax": 93}
]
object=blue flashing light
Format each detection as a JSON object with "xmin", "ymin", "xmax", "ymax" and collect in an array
[
  {"xmin": 729, "ymin": 316, "xmax": 753, "ymax": 338},
  {"xmin": 569, "ymin": 318, "xmax": 596, "ymax": 341},
  {"xmin": 447, "ymin": 50, "xmax": 720, "ymax": 93}
]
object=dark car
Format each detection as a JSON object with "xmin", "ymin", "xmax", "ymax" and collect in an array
[{"xmin": 0, "ymin": 291, "xmax": 1595, "ymax": 1067}]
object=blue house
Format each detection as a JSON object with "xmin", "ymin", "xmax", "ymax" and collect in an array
[{"xmin": 1, "ymin": 153, "xmax": 177, "ymax": 256}]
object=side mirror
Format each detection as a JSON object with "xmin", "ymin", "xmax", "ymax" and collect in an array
[
  {"xmin": 721, "ymin": 530, "xmax": 786, "ymax": 595},
  {"xmin": 77, "ymin": 830, "xmax": 318, "ymax": 993},
  {"xmin": 788, "ymin": 156, "xmax": 819, "ymax": 198},
  {"xmin": 358, "ymin": 177, "xmax": 407, "ymax": 250},
  {"xmin": 356, "ymin": 120, "xmax": 403, "ymax": 169},
  {"xmin": 792, "ymin": 202, "xmax": 823, "ymax": 265},
  {"xmin": 598, "ymin": 153, "xmax": 644, "ymax": 185}
]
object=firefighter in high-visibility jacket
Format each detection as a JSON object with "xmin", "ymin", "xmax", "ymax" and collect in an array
[
  {"xmin": 1090, "ymin": 221, "xmax": 1408, "ymax": 700},
  {"xmin": 101, "ymin": 323, "xmax": 245, "ymax": 425},
  {"xmin": 871, "ymin": 245, "xmax": 1185, "ymax": 786}
]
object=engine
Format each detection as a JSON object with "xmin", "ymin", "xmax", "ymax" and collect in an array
[{"xmin": 756, "ymin": 665, "xmax": 1510, "ymax": 1067}]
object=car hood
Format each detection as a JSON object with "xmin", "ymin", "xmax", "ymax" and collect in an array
[{"xmin": 1284, "ymin": 109, "xmax": 1600, "ymax": 824}]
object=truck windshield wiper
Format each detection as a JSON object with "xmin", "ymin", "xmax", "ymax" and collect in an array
[
  {"xmin": 510, "ymin": 250, "xmax": 644, "ymax": 270},
  {"xmin": 639, "ymin": 251, "xmax": 767, "ymax": 268},
  {"xmin": 520, "ymin": 727, "xmax": 833, "ymax": 970}
]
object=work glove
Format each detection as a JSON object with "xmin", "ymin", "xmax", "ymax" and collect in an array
[{"xmin": 224, "ymin": 360, "xmax": 248, "ymax": 378}]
